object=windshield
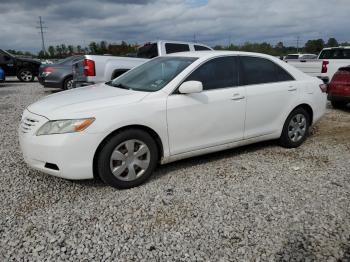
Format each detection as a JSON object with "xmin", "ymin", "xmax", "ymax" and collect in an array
[
  {"xmin": 57, "ymin": 56, "xmax": 82, "ymax": 65},
  {"xmin": 2, "ymin": 50, "xmax": 14, "ymax": 57},
  {"xmin": 106, "ymin": 56, "xmax": 197, "ymax": 92}
]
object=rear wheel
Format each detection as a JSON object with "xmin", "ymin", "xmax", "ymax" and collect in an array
[
  {"xmin": 279, "ymin": 107, "xmax": 310, "ymax": 148},
  {"xmin": 331, "ymin": 100, "xmax": 347, "ymax": 109},
  {"xmin": 63, "ymin": 77, "xmax": 74, "ymax": 90},
  {"xmin": 96, "ymin": 129, "xmax": 158, "ymax": 189},
  {"xmin": 18, "ymin": 69, "xmax": 34, "ymax": 82}
]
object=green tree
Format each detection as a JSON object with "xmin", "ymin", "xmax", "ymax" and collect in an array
[
  {"xmin": 326, "ymin": 38, "xmax": 338, "ymax": 47},
  {"xmin": 304, "ymin": 39, "xmax": 324, "ymax": 54},
  {"xmin": 48, "ymin": 46, "xmax": 55, "ymax": 57}
]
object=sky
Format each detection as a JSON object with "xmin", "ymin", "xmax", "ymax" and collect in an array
[{"xmin": 0, "ymin": 0, "xmax": 349, "ymax": 53}]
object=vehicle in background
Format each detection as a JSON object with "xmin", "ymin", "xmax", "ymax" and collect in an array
[
  {"xmin": 38, "ymin": 56, "xmax": 83, "ymax": 90},
  {"xmin": 284, "ymin": 53, "xmax": 317, "ymax": 61},
  {"xmin": 287, "ymin": 47, "xmax": 350, "ymax": 83},
  {"xmin": 19, "ymin": 51, "xmax": 326, "ymax": 189},
  {"xmin": 0, "ymin": 49, "xmax": 41, "ymax": 82},
  {"xmin": 327, "ymin": 66, "xmax": 350, "ymax": 109},
  {"xmin": 0, "ymin": 67, "xmax": 5, "ymax": 82},
  {"xmin": 72, "ymin": 40, "xmax": 212, "ymax": 87}
]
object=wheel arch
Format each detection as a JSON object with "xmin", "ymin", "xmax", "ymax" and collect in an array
[
  {"xmin": 61, "ymin": 74, "xmax": 73, "ymax": 89},
  {"xmin": 292, "ymin": 103, "xmax": 314, "ymax": 125},
  {"xmin": 92, "ymin": 124, "xmax": 164, "ymax": 179}
]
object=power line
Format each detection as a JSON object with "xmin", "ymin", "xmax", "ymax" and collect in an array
[{"xmin": 36, "ymin": 16, "xmax": 47, "ymax": 54}]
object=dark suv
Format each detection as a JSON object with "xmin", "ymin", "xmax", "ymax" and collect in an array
[{"xmin": 0, "ymin": 49, "xmax": 41, "ymax": 82}]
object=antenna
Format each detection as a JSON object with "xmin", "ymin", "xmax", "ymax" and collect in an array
[
  {"xmin": 36, "ymin": 16, "xmax": 47, "ymax": 54},
  {"xmin": 296, "ymin": 36, "xmax": 300, "ymax": 53}
]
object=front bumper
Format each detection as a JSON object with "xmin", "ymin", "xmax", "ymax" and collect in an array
[
  {"xmin": 38, "ymin": 76, "xmax": 62, "ymax": 88},
  {"xmin": 18, "ymin": 110, "xmax": 105, "ymax": 180}
]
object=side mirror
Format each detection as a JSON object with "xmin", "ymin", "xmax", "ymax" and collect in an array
[{"xmin": 178, "ymin": 81, "xmax": 203, "ymax": 94}]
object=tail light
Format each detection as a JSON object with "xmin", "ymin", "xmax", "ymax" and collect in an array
[
  {"xmin": 84, "ymin": 59, "xmax": 95, "ymax": 76},
  {"xmin": 319, "ymin": 84, "xmax": 328, "ymax": 93},
  {"xmin": 321, "ymin": 60, "xmax": 329, "ymax": 73},
  {"xmin": 42, "ymin": 67, "xmax": 55, "ymax": 76}
]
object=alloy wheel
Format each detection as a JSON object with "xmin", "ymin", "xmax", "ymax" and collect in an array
[
  {"xmin": 288, "ymin": 114, "xmax": 307, "ymax": 142},
  {"xmin": 20, "ymin": 71, "xmax": 33, "ymax": 82}
]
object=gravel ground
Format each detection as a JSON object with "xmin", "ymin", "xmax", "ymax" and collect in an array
[{"xmin": 0, "ymin": 78, "xmax": 349, "ymax": 261}]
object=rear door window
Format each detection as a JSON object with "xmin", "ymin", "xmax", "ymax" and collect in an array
[
  {"xmin": 194, "ymin": 45, "xmax": 211, "ymax": 51},
  {"xmin": 240, "ymin": 56, "xmax": 294, "ymax": 85},
  {"xmin": 165, "ymin": 43, "xmax": 190, "ymax": 54},
  {"xmin": 185, "ymin": 56, "xmax": 239, "ymax": 90}
]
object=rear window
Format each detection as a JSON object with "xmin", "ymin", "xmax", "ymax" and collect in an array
[
  {"xmin": 137, "ymin": 43, "xmax": 159, "ymax": 58},
  {"xmin": 319, "ymin": 49, "xmax": 350, "ymax": 59},
  {"xmin": 194, "ymin": 45, "xmax": 211, "ymax": 51},
  {"xmin": 165, "ymin": 43, "xmax": 190, "ymax": 54},
  {"xmin": 285, "ymin": 55, "xmax": 299, "ymax": 59},
  {"xmin": 240, "ymin": 56, "xmax": 294, "ymax": 85}
]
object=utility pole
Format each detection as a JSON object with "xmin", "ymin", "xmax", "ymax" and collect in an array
[
  {"xmin": 296, "ymin": 36, "xmax": 300, "ymax": 53},
  {"xmin": 193, "ymin": 33, "xmax": 197, "ymax": 43},
  {"xmin": 36, "ymin": 16, "xmax": 47, "ymax": 54}
]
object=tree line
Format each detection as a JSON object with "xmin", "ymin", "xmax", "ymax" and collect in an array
[{"xmin": 6, "ymin": 38, "xmax": 349, "ymax": 59}]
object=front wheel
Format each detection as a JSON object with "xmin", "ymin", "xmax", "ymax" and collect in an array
[
  {"xmin": 279, "ymin": 107, "xmax": 310, "ymax": 148},
  {"xmin": 96, "ymin": 129, "xmax": 159, "ymax": 189},
  {"xmin": 18, "ymin": 69, "xmax": 35, "ymax": 82}
]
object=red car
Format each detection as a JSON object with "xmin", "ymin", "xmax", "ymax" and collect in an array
[{"xmin": 327, "ymin": 66, "xmax": 350, "ymax": 109}]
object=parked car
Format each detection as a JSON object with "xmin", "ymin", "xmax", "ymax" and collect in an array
[
  {"xmin": 19, "ymin": 51, "xmax": 327, "ymax": 189},
  {"xmin": 284, "ymin": 53, "xmax": 317, "ymax": 61},
  {"xmin": 287, "ymin": 47, "xmax": 350, "ymax": 83},
  {"xmin": 327, "ymin": 66, "xmax": 350, "ymax": 108},
  {"xmin": 38, "ymin": 56, "xmax": 83, "ymax": 90},
  {"xmin": 0, "ymin": 67, "xmax": 5, "ymax": 82},
  {"xmin": 72, "ymin": 40, "xmax": 212, "ymax": 87},
  {"xmin": 0, "ymin": 49, "xmax": 41, "ymax": 82}
]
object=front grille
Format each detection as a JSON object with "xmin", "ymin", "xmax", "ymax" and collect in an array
[{"xmin": 20, "ymin": 117, "xmax": 39, "ymax": 134}]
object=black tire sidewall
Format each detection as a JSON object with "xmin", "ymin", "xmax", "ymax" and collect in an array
[
  {"xmin": 280, "ymin": 108, "xmax": 310, "ymax": 148},
  {"xmin": 18, "ymin": 68, "xmax": 34, "ymax": 82},
  {"xmin": 97, "ymin": 129, "xmax": 159, "ymax": 189}
]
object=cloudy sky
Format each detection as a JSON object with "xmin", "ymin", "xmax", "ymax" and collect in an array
[{"xmin": 0, "ymin": 0, "xmax": 349, "ymax": 53}]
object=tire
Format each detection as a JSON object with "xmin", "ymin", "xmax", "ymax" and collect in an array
[
  {"xmin": 18, "ymin": 68, "xmax": 35, "ymax": 82},
  {"xmin": 331, "ymin": 101, "xmax": 347, "ymax": 109},
  {"xmin": 63, "ymin": 77, "xmax": 74, "ymax": 90},
  {"xmin": 96, "ymin": 129, "xmax": 159, "ymax": 189},
  {"xmin": 279, "ymin": 107, "xmax": 310, "ymax": 148}
]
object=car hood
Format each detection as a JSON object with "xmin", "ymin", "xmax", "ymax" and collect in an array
[{"xmin": 27, "ymin": 83, "xmax": 150, "ymax": 119}]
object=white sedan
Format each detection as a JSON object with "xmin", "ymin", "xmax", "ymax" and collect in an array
[{"xmin": 19, "ymin": 51, "xmax": 327, "ymax": 188}]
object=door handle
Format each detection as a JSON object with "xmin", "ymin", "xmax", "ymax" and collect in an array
[
  {"xmin": 231, "ymin": 94, "xmax": 245, "ymax": 100},
  {"xmin": 288, "ymin": 86, "xmax": 297, "ymax": 91}
]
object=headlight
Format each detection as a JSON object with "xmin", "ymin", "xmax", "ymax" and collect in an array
[{"xmin": 36, "ymin": 118, "xmax": 95, "ymax": 136}]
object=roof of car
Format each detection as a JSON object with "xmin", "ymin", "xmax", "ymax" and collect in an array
[
  {"xmin": 167, "ymin": 50, "xmax": 273, "ymax": 59},
  {"xmin": 322, "ymin": 46, "xmax": 350, "ymax": 50}
]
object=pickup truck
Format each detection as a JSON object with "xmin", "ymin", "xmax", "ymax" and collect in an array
[
  {"xmin": 286, "ymin": 47, "xmax": 350, "ymax": 83},
  {"xmin": 72, "ymin": 40, "xmax": 212, "ymax": 87},
  {"xmin": 0, "ymin": 49, "xmax": 41, "ymax": 82}
]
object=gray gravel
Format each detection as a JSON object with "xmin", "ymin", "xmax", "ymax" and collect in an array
[{"xmin": 0, "ymin": 78, "xmax": 350, "ymax": 261}]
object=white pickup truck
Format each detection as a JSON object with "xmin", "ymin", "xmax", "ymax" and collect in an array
[
  {"xmin": 73, "ymin": 40, "xmax": 212, "ymax": 87},
  {"xmin": 286, "ymin": 47, "xmax": 350, "ymax": 83}
]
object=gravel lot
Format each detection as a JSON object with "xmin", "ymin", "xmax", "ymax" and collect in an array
[{"xmin": 0, "ymin": 78, "xmax": 349, "ymax": 261}]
